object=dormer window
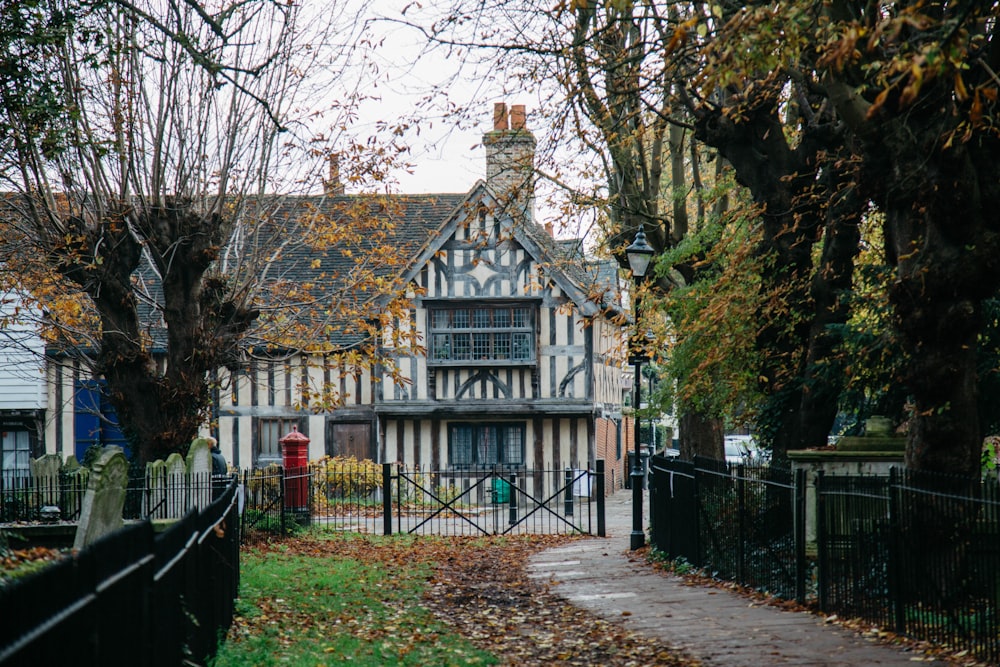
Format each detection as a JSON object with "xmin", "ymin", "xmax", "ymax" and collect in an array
[{"xmin": 428, "ymin": 301, "xmax": 536, "ymax": 365}]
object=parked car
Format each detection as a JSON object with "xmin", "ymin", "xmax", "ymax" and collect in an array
[{"xmin": 724, "ymin": 435, "xmax": 766, "ymax": 464}]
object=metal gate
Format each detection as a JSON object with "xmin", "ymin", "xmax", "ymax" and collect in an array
[
  {"xmin": 386, "ymin": 461, "xmax": 606, "ymax": 536},
  {"xmin": 240, "ymin": 460, "xmax": 606, "ymax": 542}
]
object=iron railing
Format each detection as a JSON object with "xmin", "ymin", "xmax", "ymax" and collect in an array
[
  {"xmin": 649, "ymin": 456, "xmax": 1000, "ymax": 664},
  {"xmin": 387, "ymin": 464, "xmax": 604, "ymax": 536},
  {"xmin": 240, "ymin": 461, "xmax": 606, "ymax": 544},
  {"xmin": 816, "ymin": 468, "xmax": 1000, "ymax": 664},
  {"xmin": 649, "ymin": 454, "xmax": 806, "ymax": 601},
  {"xmin": 1, "ymin": 470, "xmax": 219, "ymax": 524},
  {"xmin": 0, "ymin": 477, "xmax": 240, "ymax": 667}
]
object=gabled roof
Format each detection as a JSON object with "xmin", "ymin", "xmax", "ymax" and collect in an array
[
  {"xmin": 264, "ymin": 192, "xmax": 468, "ymax": 287},
  {"xmin": 41, "ymin": 192, "xmax": 471, "ymax": 355},
  {"xmin": 38, "ymin": 185, "xmax": 622, "ymax": 357},
  {"xmin": 403, "ymin": 181, "xmax": 622, "ymax": 319}
]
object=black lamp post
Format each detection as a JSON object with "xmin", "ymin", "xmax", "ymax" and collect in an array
[{"xmin": 626, "ymin": 224, "xmax": 654, "ymax": 550}]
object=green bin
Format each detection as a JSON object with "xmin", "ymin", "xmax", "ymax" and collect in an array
[{"xmin": 492, "ymin": 477, "xmax": 510, "ymax": 504}]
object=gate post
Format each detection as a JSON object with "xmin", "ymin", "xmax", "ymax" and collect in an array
[
  {"xmin": 596, "ymin": 459, "xmax": 605, "ymax": 537},
  {"xmin": 816, "ymin": 470, "xmax": 828, "ymax": 612},
  {"xmin": 382, "ymin": 463, "xmax": 392, "ymax": 536},
  {"xmin": 508, "ymin": 472, "xmax": 518, "ymax": 525},
  {"xmin": 279, "ymin": 468, "xmax": 287, "ymax": 536},
  {"xmin": 888, "ymin": 467, "xmax": 905, "ymax": 634},
  {"xmin": 564, "ymin": 469, "xmax": 574, "ymax": 517},
  {"xmin": 794, "ymin": 467, "xmax": 807, "ymax": 604},
  {"xmin": 737, "ymin": 464, "xmax": 746, "ymax": 583}
]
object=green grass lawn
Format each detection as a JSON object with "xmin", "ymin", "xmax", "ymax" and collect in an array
[{"xmin": 211, "ymin": 534, "xmax": 497, "ymax": 667}]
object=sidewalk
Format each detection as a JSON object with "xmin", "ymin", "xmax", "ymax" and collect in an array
[{"xmin": 528, "ymin": 489, "xmax": 941, "ymax": 666}]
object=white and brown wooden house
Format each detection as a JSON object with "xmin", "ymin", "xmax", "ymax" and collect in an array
[{"xmin": 40, "ymin": 103, "xmax": 633, "ymax": 489}]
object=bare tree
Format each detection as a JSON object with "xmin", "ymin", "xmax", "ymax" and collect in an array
[{"xmin": 0, "ymin": 0, "xmax": 412, "ymax": 463}]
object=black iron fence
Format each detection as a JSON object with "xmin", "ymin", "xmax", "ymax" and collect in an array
[
  {"xmin": 388, "ymin": 464, "xmax": 604, "ymax": 536},
  {"xmin": 817, "ymin": 468, "xmax": 1000, "ymax": 664},
  {"xmin": 649, "ymin": 455, "xmax": 806, "ymax": 601},
  {"xmin": 0, "ymin": 476, "xmax": 240, "ymax": 667},
  {"xmin": 1, "ymin": 470, "xmax": 218, "ymax": 524},
  {"xmin": 649, "ymin": 455, "xmax": 1000, "ymax": 664},
  {"xmin": 1, "ymin": 472, "xmax": 89, "ymax": 523},
  {"xmin": 3, "ymin": 460, "xmax": 606, "ymax": 546},
  {"xmin": 240, "ymin": 460, "xmax": 606, "ymax": 544}
]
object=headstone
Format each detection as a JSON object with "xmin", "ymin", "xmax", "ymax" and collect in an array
[
  {"xmin": 73, "ymin": 447, "xmax": 129, "ymax": 550},
  {"xmin": 145, "ymin": 459, "xmax": 168, "ymax": 519},
  {"xmin": 30, "ymin": 454, "xmax": 63, "ymax": 506},
  {"xmin": 63, "ymin": 455, "xmax": 82, "ymax": 472},
  {"xmin": 165, "ymin": 453, "xmax": 187, "ymax": 517},
  {"xmin": 62, "ymin": 458, "xmax": 89, "ymax": 521},
  {"xmin": 187, "ymin": 438, "xmax": 213, "ymax": 509}
]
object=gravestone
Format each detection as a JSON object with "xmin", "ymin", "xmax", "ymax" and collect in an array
[
  {"xmin": 145, "ymin": 458, "xmax": 168, "ymax": 519},
  {"xmin": 73, "ymin": 446, "xmax": 129, "ymax": 550},
  {"xmin": 30, "ymin": 453, "xmax": 63, "ymax": 506},
  {"xmin": 62, "ymin": 456, "xmax": 89, "ymax": 521},
  {"xmin": 165, "ymin": 452, "xmax": 187, "ymax": 517},
  {"xmin": 187, "ymin": 438, "xmax": 212, "ymax": 509}
]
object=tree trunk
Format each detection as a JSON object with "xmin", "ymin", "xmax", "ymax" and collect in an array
[
  {"xmin": 865, "ymin": 113, "xmax": 1000, "ymax": 476},
  {"xmin": 797, "ymin": 167, "xmax": 863, "ymax": 449},
  {"xmin": 679, "ymin": 410, "xmax": 724, "ymax": 461},
  {"xmin": 56, "ymin": 204, "xmax": 257, "ymax": 464},
  {"xmin": 886, "ymin": 208, "xmax": 991, "ymax": 476},
  {"xmin": 693, "ymin": 84, "xmax": 861, "ymax": 461}
]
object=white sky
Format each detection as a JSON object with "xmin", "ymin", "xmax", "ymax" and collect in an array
[
  {"xmin": 346, "ymin": 0, "xmax": 510, "ymax": 194},
  {"xmin": 324, "ymin": 0, "xmax": 589, "ymax": 243}
]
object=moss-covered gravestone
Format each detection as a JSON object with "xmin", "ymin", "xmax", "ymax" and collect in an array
[
  {"xmin": 73, "ymin": 447, "xmax": 129, "ymax": 550},
  {"xmin": 30, "ymin": 453, "xmax": 63, "ymax": 507}
]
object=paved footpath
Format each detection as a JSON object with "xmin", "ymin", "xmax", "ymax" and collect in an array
[{"xmin": 528, "ymin": 489, "xmax": 941, "ymax": 666}]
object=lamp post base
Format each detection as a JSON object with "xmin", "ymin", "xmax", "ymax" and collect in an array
[
  {"xmin": 630, "ymin": 529, "xmax": 645, "ymax": 550},
  {"xmin": 630, "ymin": 469, "xmax": 645, "ymax": 550}
]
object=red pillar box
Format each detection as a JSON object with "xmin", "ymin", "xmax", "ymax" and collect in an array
[{"xmin": 280, "ymin": 426, "xmax": 310, "ymax": 513}]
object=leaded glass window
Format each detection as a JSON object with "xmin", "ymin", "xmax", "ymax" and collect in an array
[{"xmin": 429, "ymin": 303, "xmax": 535, "ymax": 364}]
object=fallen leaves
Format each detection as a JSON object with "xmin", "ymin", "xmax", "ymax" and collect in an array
[
  {"xmin": 0, "ymin": 546, "xmax": 68, "ymax": 584},
  {"xmin": 421, "ymin": 535, "xmax": 700, "ymax": 666},
  {"xmin": 229, "ymin": 534, "xmax": 698, "ymax": 666}
]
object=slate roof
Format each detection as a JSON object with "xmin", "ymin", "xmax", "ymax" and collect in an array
[
  {"xmin": 36, "ymin": 187, "xmax": 622, "ymax": 356},
  {"xmin": 263, "ymin": 192, "xmax": 469, "ymax": 284},
  {"xmin": 246, "ymin": 192, "xmax": 470, "ymax": 350}
]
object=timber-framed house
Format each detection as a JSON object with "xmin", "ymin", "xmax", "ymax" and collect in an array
[{"xmin": 44, "ymin": 103, "xmax": 632, "ymax": 490}]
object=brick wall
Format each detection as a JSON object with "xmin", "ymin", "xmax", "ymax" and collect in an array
[{"xmin": 595, "ymin": 416, "xmax": 628, "ymax": 495}]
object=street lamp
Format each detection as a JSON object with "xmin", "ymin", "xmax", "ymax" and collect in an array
[{"xmin": 626, "ymin": 225, "xmax": 654, "ymax": 550}]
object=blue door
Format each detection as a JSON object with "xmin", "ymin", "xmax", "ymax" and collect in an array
[{"xmin": 74, "ymin": 380, "xmax": 130, "ymax": 460}]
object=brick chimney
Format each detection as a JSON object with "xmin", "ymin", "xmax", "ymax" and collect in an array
[
  {"xmin": 324, "ymin": 153, "xmax": 345, "ymax": 196},
  {"xmin": 484, "ymin": 102, "xmax": 536, "ymax": 221}
]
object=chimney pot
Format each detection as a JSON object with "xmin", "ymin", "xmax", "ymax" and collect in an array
[
  {"xmin": 493, "ymin": 102, "xmax": 509, "ymax": 131},
  {"xmin": 510, "ymin": 105, "xmax": 526, "ymax": 131}
]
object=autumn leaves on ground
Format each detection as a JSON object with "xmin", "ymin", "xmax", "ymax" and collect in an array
[{"xmin": 214, "ymin": 533, "xmax": 695, "ymax": 667}]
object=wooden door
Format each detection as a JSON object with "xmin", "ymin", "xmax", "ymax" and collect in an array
[{"xmin": 327, "ymin": 422, "xmax": 372, "ymax": 460}]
